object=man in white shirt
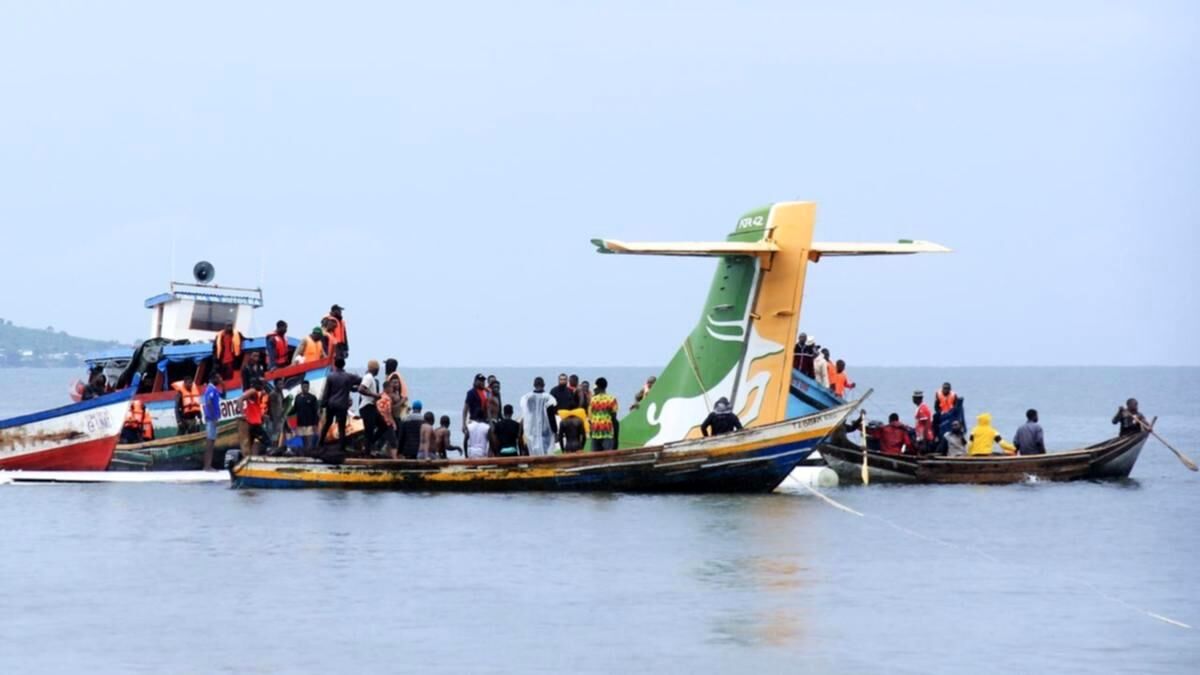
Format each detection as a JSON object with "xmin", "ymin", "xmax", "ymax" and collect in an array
[
  {"xmin": 465, "ymin": 410, "xmax": 491, "ymax": 458},
  {"xmin": 356, "ymin": 359, "xmax": 382, "ymax": 451},
  {"xmin": 814, "ymin": 347, "xmax": 830, "ymax": 389},
  {"xmin": 518, "ymin": 376, "xmax": 558, "ymax": 456}
]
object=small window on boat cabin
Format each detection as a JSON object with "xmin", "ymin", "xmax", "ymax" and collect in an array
[{"xmin": 189, "ymin": 302, "xmax": 239, "ymax": 332}]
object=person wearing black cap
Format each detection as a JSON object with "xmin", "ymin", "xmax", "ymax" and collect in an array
[
  {"xmin": 462, "ymin": 373, "xmax": 490, "ymax": 448},
  {"xmin": 323, "ymin": 304, "xmax": 348, "ymax": 359},
  {"xmin": 701, "ymin": 397, "xmax": 743, "ymax": 437}
]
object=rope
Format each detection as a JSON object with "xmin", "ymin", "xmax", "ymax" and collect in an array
[
  {"xmin": 682, "ymin": 338, "xmax": 713, "ymax": 411},
  {"xmin": 788, "ymin": 476, "xmax": 1192, "ymax": 630}
]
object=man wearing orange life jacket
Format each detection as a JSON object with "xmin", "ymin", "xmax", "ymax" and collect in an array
[
  {"xmin": 265, "ymin": 320, "xmax": 291, "ymax": 371},
  {"xmin": 213, "ymin": 322, "xmax": 244, "ymax": 379},
  {"xmin": 933, "ymin": 381, "xmax": 966, "ymax": 437},
  {"xmin": 828, "ymin": 359, "xmax": 856, "ymax": 398},
  {"xmin": 292, "ymin": 326, "xmax": 328, "ymax": 365},
  {"xmin": 121, "ymin": 400, "xmax": 154, "ymax": 444},
  {"xmin": 172, "ymin": 379, "xmax": 204, "ymax": 434},
  {"xmin": 323, "ymin": 304, "xmax": 348, "ymax": 359}
]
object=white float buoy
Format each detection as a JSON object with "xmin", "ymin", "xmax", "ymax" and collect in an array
[{"xmin": 782, "ymin": 465, "xmax": 839, "ymax": 489}]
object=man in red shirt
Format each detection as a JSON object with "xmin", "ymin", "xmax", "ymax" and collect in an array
[
  {"xmin": 239, "ymin": 379, "xmax": 271, "ymax": 456},
  {"xmin": 868, "ymin": 413, "xmax": 915, "ymax": 455},
  {"xmin": 912, "ymin": 390, "xmax": 935, "ymax": 452}
]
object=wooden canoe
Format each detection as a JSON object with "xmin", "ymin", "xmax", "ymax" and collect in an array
[
  {"xmin": 819, "ymin": 429, "xmax": 1150, "ymax": 485},
  {"xmin": 230, "ymin": 402, "xmax": 860, "ymax": 492}
]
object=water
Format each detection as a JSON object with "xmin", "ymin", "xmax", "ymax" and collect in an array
[{"xmin": 2, "ymin": 367, "xmax": 1198, "ymax": 673}]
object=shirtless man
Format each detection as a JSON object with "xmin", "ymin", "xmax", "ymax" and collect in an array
[
  {"xmin": 418, "ymin": 412, "xmax": 436, "ymax": 460},
  {"xmin": 434, "ymin": 415, "xmax": 453, "ymax": 459},
  {"xmin": 558, "ymin": 413, "xmax": 587, "ymax": 453}
]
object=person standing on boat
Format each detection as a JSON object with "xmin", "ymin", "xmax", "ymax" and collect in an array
[
  {"xmin": 487, "ymin": 378, "xmax": 504, "ymax": 423},
  {"xmin": 323, "ymin": 305, "xmax": 349, "ymax": 359},
  {"xmin": 549, "ymin": 373, "xmax": 579, "ymax": 411},
  {"xmin": 240, "ymin": 351, "xmax": 265, "ymax": 389},
  {"xmin": 293, "ymin": 379, "xmax": 320, "ymax": 452},
  {"xmin": 434, "ymin": 415, "xmax": 454, "ymax": 459},
  {"xmin": 462, "ymin": 373, "xmax": 490, "ymax": 447},
  {"xmin": 912, "ymin": 391, "xmax": 935, "ymax": 452},
  {"xmin": 465, "ymin": 410, "xmax": 491, "ymax": 459},
  {"xmin": 933, "ymin": 382, "xmax": 965, "ymax": 436},
  {"xmin": 1112, "ymin": 399, "xmax": 1148, "ymax": 437},
  {"xmin": 213, "ymin": 322, "xmax": 244, "ymax": 380},
  {"xmin": 419, "ymin": 412, "xmax": 436, "ymax": 460},
  {"xmin": 795, "ymin": 335, "xmax": 817, "ymax": 378},
  {"xmin": 828, "ymin": 360, "xmax": 856, "ymax": 398},
  {"xmin": 518, "ymin": 376, "xmax": 558, "ymax": 456},
  {"xmin": 319, "ymin": 357, "xmax": 362, "ymax": 452},
  {"xmin": 396, "ymin": 398, "xmax": 426, "ymax": 460},
  {"xmin": 265, "ymin": 320, "xmax": 291, "ymax": 371},
  {"xmin": 292, "ymin": 326, "xmax": 328, "ymax": 365},
  {"xmin": 1013, "ymin": 409, "xmax": 1046, "ymax": 455},
  {"xmin": 587, "ymin": 377, "xmax": 619, "ymax": 451},
  {"xmin": 357, "ymin": 359, "xmax": 383, "ymax": 451},
  {"xmin": 558, "ymin": 410, "xmax": 587, "ymax": 453},
  {"xmin": 701, "ymin": 397, "xmax": 743, "ymax": 437},
  {"xmin": 578, "ymin": 380, "xmax": 593, "ymax": 411},
  {"xmin": 383, "ymin": 358, "xmax": 409, "ymax": 423},
  {"xmin": 814, "ymin": 347, "xmax": 831, "ymax": 389},
  {"xmin": 491, "ymin": 404, "xmax": 523, "ymax": 456},
  {"xmin": 375, "ymin": 384, "xmax": 400, "ymax": 458},
  {"xmin": 202, "ymin": 373, "xmax": 224, "ymax": 469}
]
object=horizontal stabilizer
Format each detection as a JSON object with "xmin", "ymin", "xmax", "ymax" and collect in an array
[
  {"xmin": 591, "ymin": 239, "xmax": 779, "ymax": 257},
  {"xmin": 810, "ymin": 240, "xmax": 951, "ymax": 258}
]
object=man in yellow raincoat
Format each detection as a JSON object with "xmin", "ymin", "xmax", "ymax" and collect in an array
[{"xmin": 967, "ymin": 412, "xmax": 1016, "ymax": 456}]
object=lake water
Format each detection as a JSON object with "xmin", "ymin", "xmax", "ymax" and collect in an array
[{"xmin": 1, "ymin": 366, "xmax": 1198, "ymax": 673}]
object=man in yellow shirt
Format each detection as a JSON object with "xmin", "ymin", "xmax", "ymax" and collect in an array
[{"xmin": 967, "ymin": 412, "xmax": 1016, "ymax": 456}]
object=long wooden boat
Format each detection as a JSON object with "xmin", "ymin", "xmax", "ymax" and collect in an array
[
  {"xmin": 819, "ymin": 429, "xmax": 1149, "ymax": 485},
  {"xmin": 231, "ymin": 401, "xmax": 860, "ymax": 492},
  {"xmin": 0, "ymin": 387, "xmax": 138, "ymax": 471}
]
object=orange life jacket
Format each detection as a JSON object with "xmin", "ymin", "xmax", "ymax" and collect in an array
[
  {"xmin": 123, "ymin": 403, "xmax": 154, "ymax": 440},
  {"xmin": 323, "ymin": 314, "xmax": 346, "ymax": 350},
  {"xmin": 267, "ymin": 332, "xmax": 290, "ymax": 368},
  {"xmin": 829, "ymin": 370, "xmax": 851, "ymax": 398},
  {"xmin": 171, "ymin": 381, "xmax": 202, "ymax": 417},
  {"xmin": 215, "ymin": 331, "xmax": 243, "ymax": 363},
  {"xmin": 936, "ymin": 390, "xmax": 958, "ymax": 413},
  {"xmin": 300, "ymin": 335, "xmax": 325, "ymax": 363}
]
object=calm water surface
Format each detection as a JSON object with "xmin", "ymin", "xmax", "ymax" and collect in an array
[{"xmin": 1, "ymin": 367, "xmax": 1198, "ymax": 673}]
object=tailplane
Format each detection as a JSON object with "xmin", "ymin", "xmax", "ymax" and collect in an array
[{"xmin": 600, "ymin": 201, "xmax": 949, "ymax": 448}]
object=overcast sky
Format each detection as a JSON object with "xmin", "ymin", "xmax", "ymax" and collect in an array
[{"xmin": 0, "ymin": 1, "xmax": 1195, "ymax": 367}]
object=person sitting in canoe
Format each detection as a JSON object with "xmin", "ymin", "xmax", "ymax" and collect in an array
[
  {"xmin": 866, "ymin": 413, "xmax": 914, "ymax": 455},
  {"xmin": 701, "ymin": 397, "xmax": 743, "ymax": 437},
  {"xmin": 967, "ymin": 412, "xmax": 1016, "ymax": 456},
  {"xmin": 935, "ymin": 420, "xmax": 968, "ymax": 456}
]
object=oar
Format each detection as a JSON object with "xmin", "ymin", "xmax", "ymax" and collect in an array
[
  {"xmin": 860, "ymin": 413, "xmax": 870, "ymax": 486},
  {"xmin": 1136, "ymin": 417, "xmax": 1198, "ymax": 472}
]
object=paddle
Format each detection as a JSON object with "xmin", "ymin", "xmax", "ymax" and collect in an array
[
  {"xmin": 1136, "ymin": 417, "xmax": 1198, "ymax": 472},
  {"xmin": 860, "ymin": 412, "xmax": 870, "ymax": 486}
]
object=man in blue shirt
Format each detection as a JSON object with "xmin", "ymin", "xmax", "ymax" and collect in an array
[{"xmin": 202, "ymin": 373, "xmax": 224, "ymax": 470}]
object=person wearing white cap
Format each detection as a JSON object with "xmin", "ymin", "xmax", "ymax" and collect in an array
[{"xmin": 796, "ymin": 334, "xmax": 817, "ymax": 378}]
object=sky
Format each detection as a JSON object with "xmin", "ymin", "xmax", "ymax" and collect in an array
[{"xmin": 0, "ymin": 1, "xmax": 1196, "ymax": 367}]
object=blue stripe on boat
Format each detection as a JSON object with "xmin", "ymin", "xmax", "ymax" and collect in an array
[{"xmin": 0, "ymin": 387, "xmax": 132, "ymax": 430}]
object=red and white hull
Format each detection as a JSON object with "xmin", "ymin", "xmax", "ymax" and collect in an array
[{"xmin": 0, "ymin": 388, "xmax": 135, "ymax": 471}]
